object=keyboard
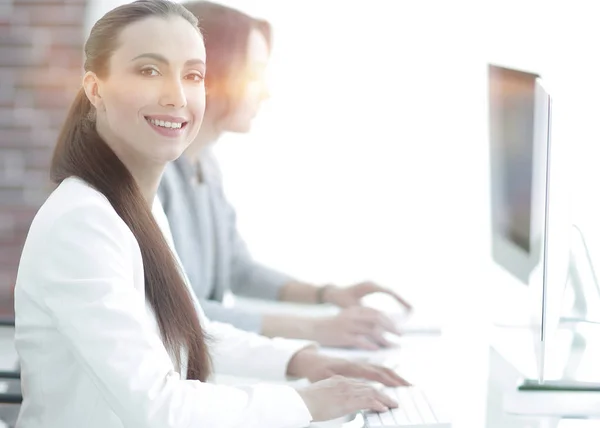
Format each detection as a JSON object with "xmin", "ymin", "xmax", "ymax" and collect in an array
[{"xmin": 362, "ymin": 386, "xmax": 451, "ymax": 428}]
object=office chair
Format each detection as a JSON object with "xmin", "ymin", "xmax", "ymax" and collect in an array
[
  {"xmin": 0, "ymin": 316, "xmax": 22, "ymax": 405},
  {"xmin": 0, "ymin": 319, "xmax": 14, "ymax": 327}
]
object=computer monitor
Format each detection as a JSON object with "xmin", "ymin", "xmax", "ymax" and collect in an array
[
  {"xmin": 488, "ymin": 64, "xmax": 546, "ymax": 286},
  {"xmin": 488, "ymin": 64, "xmax": 554, "ymax": 383},
  {"xmin": 490, "ymin": 68, "xmax": 600, "ymax": 413}
]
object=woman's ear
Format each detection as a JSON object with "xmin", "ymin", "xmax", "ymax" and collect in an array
[{"xmin": 82, "ymin": 71, "xmax": 105, "ymax": 112}]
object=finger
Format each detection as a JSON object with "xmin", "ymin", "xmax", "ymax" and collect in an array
[
  {"xmin": 396, "ymin": 295, "xmax": 413, "ymax": 311},
  {"xmin": 351, "ymin": 384, "xmax": 393, "ymax": 413},
  {"xmin": 377, "ymin": 314, "xmax": 402, "ymax": 335},
  {"xmin": 359, "ymin": 283, "xmax": 414, "ymax": 311},
  {"xmin": 356, "ymin": 307, "xmax": 385, "ymax": 327},
  {"xmin": 362, "ymin": 399, "xmax": 389, "ymax": 413},
  {"xmin": 343, "ymin": 364, "xmax": 397, "ymax": 386},
  {"xmin": 384, "ymin": 290, "xmax": 413, "ymax": 311},
  {"xmin": 365, "ymin": 329, "xmax": 393, "ymax": 348},
  {"xmin": 356, "ymin": 309, "xmax": 400, "ymax": 335},
  {"xmin": 351, "ymin": 323, "xmax": 396, "ymax": 343},
  {"xmin": 362, "ymin": 367, "xmax": 401, "ymax": 387},
  {"xmin": 356, "ymin": 306, "xmax": 402, "ymax": 336},
  {"xmin": 347, "ymin": 318, "xmax": 380, "ymax": 335},
  {"xmin": 348, "ymin": 335, "xmax": 380, "ymax": 351},
  {"xmin": 380, "ymin": 367, "xmax": 412, "ymax": 386},
  {"xmin": 373, "ymin": 388, "xmax": 399, "ymax": 409}
]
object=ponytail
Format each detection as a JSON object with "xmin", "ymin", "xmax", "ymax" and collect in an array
[{"xmin": 51, "ymin": 87, "xmax": 212, "ymax": 381}]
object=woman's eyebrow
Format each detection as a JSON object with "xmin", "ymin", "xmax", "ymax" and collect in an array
[{"xmin": 131, "ymin": 53, "xmax": 205, "ymax": 68}]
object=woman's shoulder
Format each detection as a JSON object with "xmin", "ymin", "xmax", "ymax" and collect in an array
[
  {"xmin": 42, "ymin": 176, "xmax": 115, "ymax": 217},
  {"xmin": 18, "ymin": 176, "xmax": 137, "ymax": 288},
  {"xmin": 31, "ymin": 176, "xmax": 131, "ymax": 241}
]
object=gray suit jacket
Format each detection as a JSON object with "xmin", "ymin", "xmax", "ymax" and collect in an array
[{"xmin": 158, "ymin": 151, "xmax": 294, "ymax": 333}]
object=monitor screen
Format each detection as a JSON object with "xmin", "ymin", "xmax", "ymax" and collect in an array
[{"xmin": 489, "ymin": 64, "xmax": 542, "ymax": 284}]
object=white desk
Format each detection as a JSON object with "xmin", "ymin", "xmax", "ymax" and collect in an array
[
  {"xmin": 227, "ymin": 296, "xmax": 600, "ymax": 428},
  {"xmin": 558, "ymin": 422, "xmax": 600, "ymax": 428},
  {"xmin": 1, "ymin": 294, "xmax": 598, "ymax": 427}
]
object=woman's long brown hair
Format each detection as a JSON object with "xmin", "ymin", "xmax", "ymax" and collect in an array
[{"xmin": 50, "ymin": 0, "xmax": 211, "ymax": 381}]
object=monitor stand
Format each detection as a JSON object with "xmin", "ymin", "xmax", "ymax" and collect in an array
[
  {"xmin": 507, "ymin": 224, "xmax": 600, "ymax": 417},
  {"xmin": 560, "ymin": 224, "xmax": 600, "ymax": 326}
]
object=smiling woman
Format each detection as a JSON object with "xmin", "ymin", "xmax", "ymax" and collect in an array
[
  {"xmin": 51, "ymin": 0, "xmax": 210, "ymax": 379},
  {"xmin": 12, "ymin": 1, "xmax": 406, "ymax": 427},
  {"xmin": 82, "ymin": 14, "xmax": 207, "ymax": 182}
]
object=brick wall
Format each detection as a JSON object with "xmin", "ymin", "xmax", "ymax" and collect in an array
[{"xmin": 0, "ymin": 0, "xmax": 87, "ymax": 316}]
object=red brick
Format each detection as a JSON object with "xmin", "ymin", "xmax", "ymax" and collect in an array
[
  {"xmin": 0, "ymin": 47, "xmax": 38, "ymax": 67},
  {"xmin": 0, "ymin": 206, "xmax": 37, "ymax": 233},
  {"xmin": 0, "ymin": 246, "xmax": 23, "ymax": 267},
  {"xmin": 0, "ymin": 109, "xmax": 36, "ymax": 127},
  {"xmin": 0, "ymin": 129, "xmax": 57, "ymax": 149},
  {"xmin": 0, "ymin": 46, "xmax": 81, "ymax": 70},
  {"xmin": 0, "ymin": 73, "xmax": 17, "ymax": 107},
  {"xmin": 23, "ymin": 186, "xmax": 52, "ymax": 206},
  {"xmin": 0, "ymin": 26, "xmax": 33, "ymax": 47},
  {"xmin": 0, "ymin": 275, "xmax": 15, "ymax": 317},
  {"xmin": 0, "ymin": 107, "xmax": 65, "ymax": 128},
  {"xmin": 0, "ymin": 129, "xmax": 36, "ymax": 148},
  {"xmin": 15, "ymin": 4, "xmax": 86, "ymax": 27},
  {"xmin": 17, "ymin": 67, "xmax": 82, "ymax": 88},
  {"xmin": 0, "ymin": 91, "xmax": 16, "ymax": 107},
  {"xmin": 45, "ymin": 108, "xmax": 69, "ymax": 125},
  {"xmin": 7, "ymin": 26, "xmax": 84, "ymax": 48},
  {"xmin": 30, "ymin": 87, "xmax": 75, "ymax": 109},
  {"xmin": 43, "ymin": 45, "xmax": 83, "ymax": 67},
  {"xmin": 0, "ymin": 188, "xmax": 26, "ymax": 206},
  {"xmin": 16, "ymin": 0, "xmax": 86, "ymax": 5},
  {"xmin": 23, "ymin": 148, "xmax": 54, "ymax": 169},
  {"xmin": 1, "ymin": 0, "xmax": 86, "ymax": 304},
  {"xmin": 0, "ymin": 212, "xmax": 17, "ymax": 241},
  {"xmin": 0, "ymin": 68, "xmax": 16, "ymax": 87},
  {"xmin": 31, "ymin": 128, "xmax": 61, "ymax": 148},
  {"xmin": 3, "ymin": 7, "xmax": 30, "ymax": 26}
]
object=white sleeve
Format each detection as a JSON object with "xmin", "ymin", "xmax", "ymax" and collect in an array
[
  {"xmin": 204, "ymin": 318, "xmax": 317, "ymax": 381},
  {"xmin": 37, "ymin": 202, "xmax": 313, "ymax": 428}
]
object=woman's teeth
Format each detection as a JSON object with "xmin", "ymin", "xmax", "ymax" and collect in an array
[{"xmin": 147, "ymin": 118, "xmax": 183, "ymax": 129}]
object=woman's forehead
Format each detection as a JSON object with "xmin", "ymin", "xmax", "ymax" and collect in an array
[{"xmin": 111, "ymin": 16, "xmax": 206, "ymax": 65}]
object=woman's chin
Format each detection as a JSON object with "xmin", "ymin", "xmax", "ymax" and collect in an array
[{"xmin": 149, "ymin": 146, "xmax": 187, "ymax": 166}]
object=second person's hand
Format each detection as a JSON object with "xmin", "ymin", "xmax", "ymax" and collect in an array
[
  {"xmin": 309, "ymin": 306, "xmax": 402, "ymax": 350},
  {"xmin": 322, "ymin": 281, "xmax": 413, "ymax": 311}
]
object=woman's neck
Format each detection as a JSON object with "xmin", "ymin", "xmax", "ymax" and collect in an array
[
  {"xmin": 96, "ymin": 121, "xmax": 163, "ymax": 207},
  {"xmin": 132, "ymin": 165, "xmax": 163, "ymax": 207},
  {"xmin": 184, "ymin": 120, "xmax": 221, "ymax": 163},
  {"xmin": 120, "ymin": 154, "xmax": 163, "ymax": 207}
]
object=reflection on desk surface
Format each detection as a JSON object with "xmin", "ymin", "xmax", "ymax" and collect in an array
[{"xmin": 558, "ymin": 421, "xmax": 600, "ymax": 428}]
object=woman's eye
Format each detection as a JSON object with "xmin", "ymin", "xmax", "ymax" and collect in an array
[
  {"xmin": 186, "ymin": 73, "xmax": 205, "ymax": 83},
  {"xmin": 140, "ymin": 68, "xmax": 160, "ymax": 77}
]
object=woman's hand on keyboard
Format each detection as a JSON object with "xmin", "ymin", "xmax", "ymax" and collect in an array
[
  {"xmin": 287, "ymin": 348, "xmax": 410, "ymax": 387},
  {"xmin": 309, "ymin": 306, "xmax": 401, "ymax": 350},
  {"xmin": 297, "ymin": 375, "xmax": 399, "ymax": 422}
]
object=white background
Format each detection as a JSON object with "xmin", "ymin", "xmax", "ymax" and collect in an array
[{"xmin": 86, "ymin": 1, "xmax": 600, "ymax": 311}]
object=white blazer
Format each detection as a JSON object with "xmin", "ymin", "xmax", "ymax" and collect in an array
[{"xmin": 14, "ymin": 176, "xmax": 313, "ymax": 428}]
